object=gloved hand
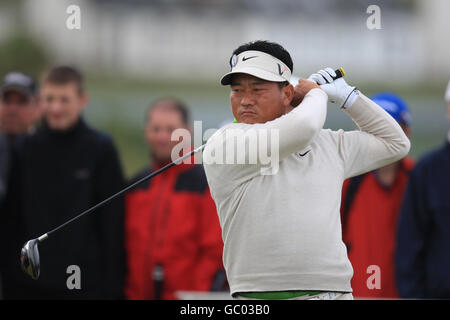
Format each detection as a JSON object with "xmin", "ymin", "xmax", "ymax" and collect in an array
[{"xmin": 308, "ymin": 68, "xmax": 358, "ymax": 109}]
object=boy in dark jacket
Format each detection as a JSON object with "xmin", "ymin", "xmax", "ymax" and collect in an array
[{"xmin": 2, "ymin": 66, "xmax": 125, "ymax": 299}]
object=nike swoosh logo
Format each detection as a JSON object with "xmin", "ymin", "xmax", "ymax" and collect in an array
[
  {"xmin": 277, "ymin": 63, "xmax": 283, "ymax": 75},
  {"xmin": 242, "ymin": 56, "xmax": 257, "ymax": 61},
  {"xmin": 298, "ymin": 150, "xmax": 311, "ymax": 157}
]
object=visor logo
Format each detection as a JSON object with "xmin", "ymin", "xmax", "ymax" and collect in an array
[
  {"xmin": 242, "ymin": 55, "xmax": 257, "ymax": 62},
  {"xmin": 231, "ymin": 54, "xmax": 238, "ymax": 68},
  {"xmin": 278, "ymin": 63, "xmax": 288, "ymax": 76}
]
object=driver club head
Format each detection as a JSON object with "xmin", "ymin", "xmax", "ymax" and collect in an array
[{"xmin": 20, "ymin": 238, "xmax": 41, "ymax": 280}]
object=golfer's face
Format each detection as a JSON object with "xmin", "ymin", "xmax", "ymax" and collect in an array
[
  {"xmin": 230, "ymin": 74, "xmax": 286, "ymax": 124},
  {"xmin": 40, "ymin": 83, "xmax": 87, "ymax": 131}
]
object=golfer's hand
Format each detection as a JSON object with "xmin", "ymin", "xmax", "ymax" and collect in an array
[
  {"xmin": 308, "ymin": 68, "xmax": 356, "ymax": 108},
  {"xmin": 291, "ymin": 78, "xmax": 321, "ymax": 108}
]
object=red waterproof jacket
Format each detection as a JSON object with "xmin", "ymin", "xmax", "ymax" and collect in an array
[
  {"xmin": 124, "ymin": 161, "xmax": 224, "ymax": 300},
  {"xmin": 341, "ymin": 157, "xmax": 414, "ymax": 298}
]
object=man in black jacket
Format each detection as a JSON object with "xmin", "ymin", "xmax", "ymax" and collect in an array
[
  {"xmin": 0, "ymin": 133, "xmax": 7, "ymax": 205},
  {"xmin": 0, "ymin": 71, "xmax": 40, "ymax": 298},
  {"xmin": 2, "ymin": 66, "xmax": 125, "ymax": 299}
]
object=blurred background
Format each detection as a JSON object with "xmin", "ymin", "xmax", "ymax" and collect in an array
[{"xmin": 0, "ymin": 0, "xmax": 448, "ymax": 177}]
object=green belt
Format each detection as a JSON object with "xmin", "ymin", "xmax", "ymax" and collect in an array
[{"xmin": 237, "ymin": 291, "xmax": 323, "ymax": 300}]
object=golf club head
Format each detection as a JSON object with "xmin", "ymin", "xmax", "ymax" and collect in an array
[{"xmin": 20, "ymin": 239, "xmax": 41, "ymax": 280}]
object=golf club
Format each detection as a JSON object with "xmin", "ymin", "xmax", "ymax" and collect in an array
[{"xmin": 20, "ymin": 144, "xmax": 206, "ymax": 280}]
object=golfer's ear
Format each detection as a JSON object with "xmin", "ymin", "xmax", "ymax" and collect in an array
[{"xmin": 282, "ymin": 84, "xmax": 295, "ymax": 107}]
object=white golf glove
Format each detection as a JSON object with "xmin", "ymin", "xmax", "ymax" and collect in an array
[{"xmin": 308, "ymin": 67, "xmax": 358, "ymax": 109}]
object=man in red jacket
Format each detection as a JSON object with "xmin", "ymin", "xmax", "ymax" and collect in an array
[
  {"xmin": 341, "ymin": 93, "xmax": 414, "ymax": 299},
  {"xmin": 125, "ymin": 98, "xmax": 224, "ymax": 300}
]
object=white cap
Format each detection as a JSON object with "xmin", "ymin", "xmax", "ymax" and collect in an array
[
  {"xmin": 220, "ymin": 50, "xmax": 292, "ymax": 85},
  {"xmin": 445, "ymin": 80, "xmax": 450, "ymax": 102}
]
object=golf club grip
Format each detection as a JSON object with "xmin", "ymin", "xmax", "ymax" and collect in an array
[
  {"xmin": 333, "ymin": 67, "xmax": 345, "ymax": 80},
  {"xmin": 290, "ymin": 67, "xmax": 345, "ymax": 86},
  {"xmin": 313, "ymin": 67, "xmax": 345, "ymax": 82}
]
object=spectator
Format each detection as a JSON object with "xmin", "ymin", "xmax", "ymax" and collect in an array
[
  {"xmin": 125, "ymin": 98, "xmax": 224, "ymax": 300},
  {"xmin": 341, "ymin": 93, "xmax": 413, "ymax": 298},
  {"xmin": 2, "ymin": 66, "xmax": 125, "ymax": 299},
  {"xmin": 395, "ymin": 81, "xmax": 450, "ymax": 298},
  {"xmin": 0, "ymin": 72, "xmax": 41, "ymax": 142},
  {"xmin": 0, "ymin": 132, "xmax": 7, "ymax": 298},
  {"xmin": 0, "ymin": 72, "xmax": 40, "ymax": 299}
]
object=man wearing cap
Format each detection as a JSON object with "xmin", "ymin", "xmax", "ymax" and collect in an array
[
  {"xmin": 203, "ymin": 40, "xmax": 410, "ymax": 300},
  {"xmin": 395, "ymin": 81, "xmax": 450, "ymax": 299},
  {"xmin": 0, "ymin": 72, "xmax": 40, "ymax": 202},
  {"xmin": 0, "ymin": 72, "xmax": 40, "ymax": 297},
  {"xmin": 0, "ymin": 72, "xmax": 41, "ymax": 142},
  {"xmin": 340, "ymin": 93, "xmax": 414, "ymax": 299},
  {"xmin": 0, "ymin": 72, "xmax": 40, "ymax": 200}
]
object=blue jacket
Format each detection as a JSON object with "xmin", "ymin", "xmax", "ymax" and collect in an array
[{"xmin": 395, "ymin": 138, "xmax": 450, "ymax": 298}]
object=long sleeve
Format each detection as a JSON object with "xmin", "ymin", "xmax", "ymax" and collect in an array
[
  {"xmin": 93, "ymin": 137, "xmax": 126, "ymax": 299},
  {"xmin": 336, "ymin": 93, "xmax": 411, "ymax": 179},
  {"xmin": 395, "ymin": 165, "xmax": 430, "ymax": 298}
]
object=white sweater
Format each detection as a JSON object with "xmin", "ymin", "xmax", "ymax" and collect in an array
[{"xmin": 202, "ymin": 88, "xmax": 410, "ymax": 295}]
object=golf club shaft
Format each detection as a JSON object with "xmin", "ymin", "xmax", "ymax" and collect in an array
[{"xmin": 38, "ymin": 144, "xmax": 206, "ymax": 242}]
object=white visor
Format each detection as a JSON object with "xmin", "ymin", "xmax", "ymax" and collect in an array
[{"xmin": 220, "ymin": 50, "xmax": 292, "ymax": 85}]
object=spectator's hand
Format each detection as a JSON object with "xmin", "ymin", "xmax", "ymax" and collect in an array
[
  {"xmin": 308, "ymin": 67, "xmax": 356, "ymax": 108},
  {"xmin": 291, "ymin": 78, "xmax": 321, "ymax": 108}
]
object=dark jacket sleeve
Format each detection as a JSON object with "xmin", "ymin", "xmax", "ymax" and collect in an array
[
  {"xmin": 93, "ymin": 136, "xmax": 126, "ymax": 299},
  {"xmin": 0, "ymin": 139, "xmax": 23, "ymax": 282},
  {"xmin": 395, "ymin": 163, "xmax": 430, "ymax": 298},
  {"xmin": 0, "ymin": 134, "xmax": 8, "ymax": 204}
]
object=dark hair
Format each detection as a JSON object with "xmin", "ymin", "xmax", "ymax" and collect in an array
[
  {"xmin": 41, "ymin": 66, "xmax": 84, "ymax": 94},
  {"xmin": 231, "ymin": 40, "xmax": 293, "ymax": 88},
  {"xmin": 147, "ymin": 97, "xmax": 190, "ymax": 125},
  {"xmin": 230, "ymin": 40, "xmax": 294, "ymax": 73}
]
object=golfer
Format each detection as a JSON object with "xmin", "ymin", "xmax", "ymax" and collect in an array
[{"xmin": 202, "ymin": 40, "xmax": 410, "ymax": 300}]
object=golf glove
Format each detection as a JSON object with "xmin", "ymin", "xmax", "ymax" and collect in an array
[{"xmin": 308, "ymin": 67, "xmax": 358, "ymax": 109}]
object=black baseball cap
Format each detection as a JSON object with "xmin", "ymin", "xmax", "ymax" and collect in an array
[{"xmin": 1, "ymin": 72, "xmax": 37, "ymax": 97}]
